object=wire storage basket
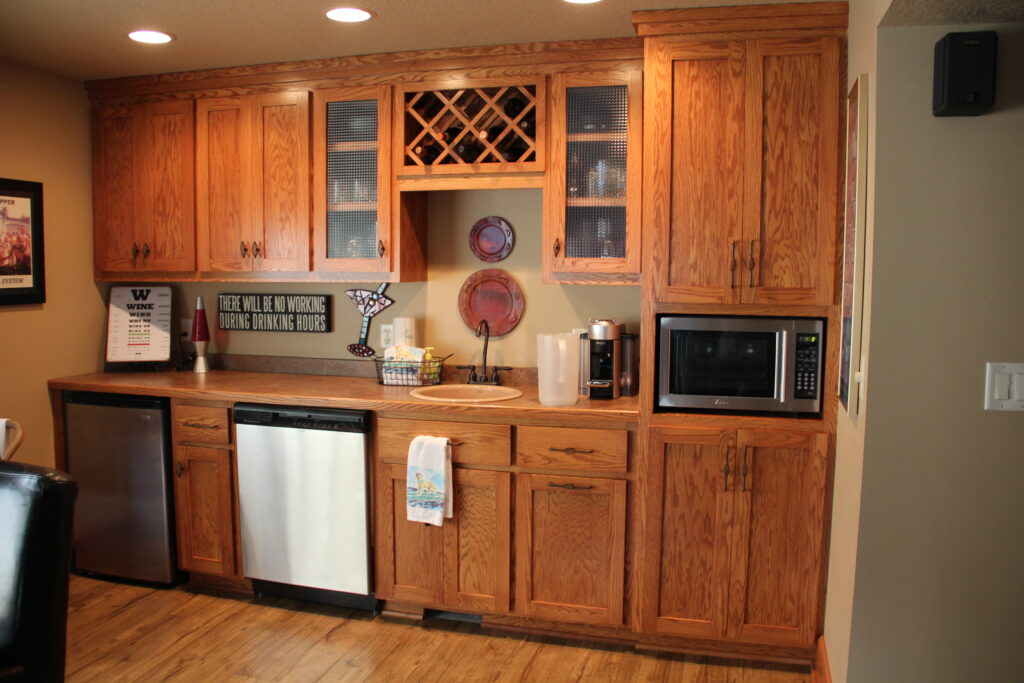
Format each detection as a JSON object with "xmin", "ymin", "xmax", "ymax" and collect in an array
[{"xmin": 374, "ymin": 355, "xmax": 451, "ymax": 386}]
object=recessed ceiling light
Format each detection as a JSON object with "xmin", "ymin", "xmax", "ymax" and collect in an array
[
  {"xmin": 326, "ymin": 7, "xmax": 374, "ymax": 22},
  {"xmin": 129, "ymin": 30, "xmax": 174, "ymax": 44}
]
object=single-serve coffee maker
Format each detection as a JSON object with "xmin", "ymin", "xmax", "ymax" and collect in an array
[{"xmin": 579, "ymin": 319, "xmax": 638, "ymax": 399}]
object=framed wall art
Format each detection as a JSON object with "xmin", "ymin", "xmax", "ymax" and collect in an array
[
  {"xmin": 839, "ymin": 74, "xmax": 869, "ymax": 416},
  {"xmin": 0, "ymin": 178, "xmax": 45, "ymax": 305}
]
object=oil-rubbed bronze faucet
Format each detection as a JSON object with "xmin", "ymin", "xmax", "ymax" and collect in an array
[{"xmin": 456, "ymin": 320, "xmax": 511, "ymax": 385}]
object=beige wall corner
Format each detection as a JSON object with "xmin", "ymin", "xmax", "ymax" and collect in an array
[
  {"xmin": 823, "ymin": 1, "xmax": 893, "ymax": 681},
  {"xmin": 0, "ymin": 63, "xmax": 104, "ymax": 467}
]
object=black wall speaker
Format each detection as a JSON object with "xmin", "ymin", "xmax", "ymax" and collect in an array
[{"xmin": 933, "ymin": 31, "xmax": 998, "ymax": 116}]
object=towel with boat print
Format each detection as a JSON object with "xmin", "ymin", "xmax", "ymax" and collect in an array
[{"xmin": 406, "ymin": 435, "xmax": 452, "ymax": 526}]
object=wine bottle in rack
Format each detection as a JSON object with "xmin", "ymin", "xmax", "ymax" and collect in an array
[
  {"xmin": 501, "ymin": 138, "xmax": 530, "ymax": 162},
  {"xmin": 414, "ymin": 141, "xmax": 441, "ymax": 165},
  {"xmin": 503, "ymin": 94, "xmax": 526, "ymax": 118},
  {"xmin": 455, "ymin": 135, "xmax": 485, "ymax": 163}
]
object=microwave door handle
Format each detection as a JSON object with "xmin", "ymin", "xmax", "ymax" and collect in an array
[{"xmin": 777, "ymin": 330, "xmax": 787, "ymax": 402}]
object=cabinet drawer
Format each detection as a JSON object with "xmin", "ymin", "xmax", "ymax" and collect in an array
[
  {"xmin": 173, "ymin": 404, "xmax": 231, "ymax": 445},
  {"xmin": 517, "ymin": 426, "xmax": 627, "ymax": 473},
  {"xmin": 377, "ymin": 418, "xmax": 511, "ymax": 466}
]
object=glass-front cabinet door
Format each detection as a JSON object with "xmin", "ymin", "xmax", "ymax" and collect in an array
[
  {"xmin": 313, "ymin": 86, "xmax": 392, "ymax": 274},
  {"xmin": 544, "ymin": 70, "xmax": 642, "ymax": 284}
]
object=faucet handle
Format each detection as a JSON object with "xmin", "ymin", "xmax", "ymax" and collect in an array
[
  {"xmin": 491, "ymin": 366, "xmax": 513, "ymax": 384},
  {"xmin": 456, "ymin": 365, "xmax": 478, "ymax": 383}
]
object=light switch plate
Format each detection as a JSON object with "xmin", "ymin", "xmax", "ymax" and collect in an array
[{"xmin": 984, "ymin": 362, "xmax": 1024, "ymax": 411}]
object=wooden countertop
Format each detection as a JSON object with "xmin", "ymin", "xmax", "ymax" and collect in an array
[{"xmin": 48, "ymin": 371, "xmax": 639, "ymax": 427}]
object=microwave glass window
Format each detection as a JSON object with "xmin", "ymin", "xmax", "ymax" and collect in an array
[{"xmin": 669, "ymin": 330, "xmax": 777, "ymax": 398}]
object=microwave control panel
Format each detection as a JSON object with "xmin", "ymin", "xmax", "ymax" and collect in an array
[{"xmin": 794, "ymin": 333, "xmax": 821, "ymax": 399}]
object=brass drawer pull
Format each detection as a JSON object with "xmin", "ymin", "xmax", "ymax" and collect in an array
[
  {"xmin": 547, "ymin": 482, "xmax": 594, "ymax": 491},
  {"xmin": 240, "ymin": 241, "xmax": 248, "ymax": 257},
  {"xmin": 548, "ymin": 447, "xmax": 594, "ymax": 455},
  {"xmin": 747, "ymin": 240, "xmax": 756, "ymax": 287},
  {"xmin": 729, "ymin": 241, "xmax": 738, "ymax": 288},
  {"xmin": 175, "ymin": 462, "xmax": 186, "ymax": 477},
  {"xmin": 183, "ymin": 422, "xmax": 220, "ymax": 429},
  {"xmin": 131, "ymin": 243, "xmax": 140, "ymax": 259},
  {"xmin": 741, "ymin": 446, "xmax": 750, "ymax": 492}
]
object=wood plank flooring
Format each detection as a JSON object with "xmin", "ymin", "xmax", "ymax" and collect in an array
[{"xmin": 66, "ymin": 576, "xmax": 811, "ymax": 682}]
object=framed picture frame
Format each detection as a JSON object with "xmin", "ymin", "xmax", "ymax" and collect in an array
[
  {"xmin": 0, "ymin": 178, "xmax": 45, "ymax": 306},
  {"xmin": 839, "ymin": 74, "xmax": 869, "ymax": 415}
]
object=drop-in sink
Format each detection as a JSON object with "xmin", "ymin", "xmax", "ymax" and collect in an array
[{"xmin": 409, "ymin": 384, "xmax": 523, "ymax": 403}]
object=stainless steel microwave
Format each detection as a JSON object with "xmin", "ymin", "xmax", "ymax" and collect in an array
[{"xmin": 657, "ymin": 315, "xmax": 825, "ymax": 417}]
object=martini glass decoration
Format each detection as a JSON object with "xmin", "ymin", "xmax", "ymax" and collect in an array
[{"xmin": 345, "ymin": 283, "xmax": 394, "ymax": 357}]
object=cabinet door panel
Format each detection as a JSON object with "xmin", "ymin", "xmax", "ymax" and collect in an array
[
  {"xmin": 648, "ymin": 41, "xmax": 745, "ymax": 303},
  {"xmin": 645, "ymin": 427, "xmax": 733, "ymax": 639},
  {"xmin": 312, "ymin": 86, "xmax": 392, "ymax": 274},
  {"xmin": 196, "ymin": 97, "xmax": 252, "ymax": 272},
  {"xmin": 442, "ymin": 469, "xmax": 510, "ymax": 614},
  {"xmin": 94, "ymin": 111, "xmax": 137, "ymax": 272},
  {"xmin": 516, "ymin": 473, "xmax": 626, "ymax": 625},
  {"xmin": 254, "ymin": 91, "xmax": 310, "ymax": 272},
  {"xmin": 544, "ymin": 70, "xmax": 642, "ymax": 284},
  {"xmin": 744, "ymin": 38, "xmax": 839, "ymax": 305},
  {"xmin": 173, "ymin": 445, "xmax": 236, "ymax": 576},
  {"xmin": 727, "ymin": 429, "xmax": 829, "ymax": 646},
  {"xmin": 374, "ymin": 463, "xmax": 443, "ymax": 604},
  {"xmin": 137, "ymin": 100, "xmax": 195, "ymax": 272}
]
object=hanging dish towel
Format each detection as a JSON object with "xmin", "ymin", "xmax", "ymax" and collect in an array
[
  {"xmin": 0, "ymin": 419, "xmax": 7, "ymax": 459},
  {"xmin": 406, "ymin": 435, "xmax": 452, "ymax": 526}
]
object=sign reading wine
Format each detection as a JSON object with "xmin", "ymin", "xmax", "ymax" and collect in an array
[{"xmin": 217, "ymin": 293, "xmax": 331, "ymax": 333}]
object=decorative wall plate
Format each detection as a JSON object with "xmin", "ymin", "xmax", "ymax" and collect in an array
[
  {"xmin": 468, "ymin": 216, "xmax": 514, "ymax": 263},
  {"xmin": 457, "ymin": 269, "xmax": 525, "ymax": 337}
]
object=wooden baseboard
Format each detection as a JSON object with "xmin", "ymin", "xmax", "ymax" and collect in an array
[{"xmin": 812, "ymin": 636, "xmax": 832, "ymax": 683}]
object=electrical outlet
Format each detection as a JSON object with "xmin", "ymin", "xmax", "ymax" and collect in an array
[{"xmin": 381, "ymin": 323, "xmax": 394, "ymax": 349}]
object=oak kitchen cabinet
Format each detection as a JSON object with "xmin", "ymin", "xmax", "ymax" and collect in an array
[
  {"xmin": 196, "ymin": 91, "xmax": 311, "ymax": 273},
  {"xmin": 642, "ymin": 34, "xmax": 840, "ymax": 305},
  {"xmin": 169, "ymin": 401, "xmax": 239, "ymax": 577},
  {"xmin": 93, "ymin": 99, "xmax": 195, "ymax": 276},
  {"xmin": 543, "ymin": 68, "xmax": 643, "ymax": 284},
  {"xmin": 643, "ymin": 426, "xmax": 829, "ymax": 648},
  {"xmin": 374, "ymin": 417, "xmax": 512, "ymax": 614},
  {"xmin": 374, "ymin": 418, "xmax": 630, "ymax": 626}
]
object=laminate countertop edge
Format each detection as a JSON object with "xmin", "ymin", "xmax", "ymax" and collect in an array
[{"xmin": 48, "ymin": 371, "xmax": 640, "ymax": 425}]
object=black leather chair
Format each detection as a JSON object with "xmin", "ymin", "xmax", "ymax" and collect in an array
[{"xmin": 0, "ymin": 462, "xmax": 77, "ymax": 682}]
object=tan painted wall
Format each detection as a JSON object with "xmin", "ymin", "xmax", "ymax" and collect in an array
[
  {"xmin": 177, "ymin": 189, "xmax": 641, "ymax": 368},
  {"xmin": 824, "ymin": 1, "xmax": 891, "ymax": 680},
  {"xmin": 0, "ymin": 62, "xmax": 105, "ymax": 467},
  {"xmin": 847, "ymin": 22, "xmax": 1024, "ymax": 682}
]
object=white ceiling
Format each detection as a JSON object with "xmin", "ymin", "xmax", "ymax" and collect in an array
[
  {"xmin": 2, "ymin": 1, "xmax": 1017, "ymax": 84},
  {"xmin": 0, "ymin": 0, "xmax": 780, "ymax": 82}
]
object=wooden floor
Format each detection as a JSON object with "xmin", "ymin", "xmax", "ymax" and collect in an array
[{"xmin": 66, "ymin": 575, "xmax": 811, "ymax": 682}]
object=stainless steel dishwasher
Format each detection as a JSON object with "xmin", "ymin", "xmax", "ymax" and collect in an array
[{"xmin": 233, "ymin": 404, "xmax": 374, "ymax": 608}]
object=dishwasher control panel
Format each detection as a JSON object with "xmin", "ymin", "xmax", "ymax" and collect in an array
[{"xmin": 233, "ymin": 403, "xmax": 369, "ymax": 433}]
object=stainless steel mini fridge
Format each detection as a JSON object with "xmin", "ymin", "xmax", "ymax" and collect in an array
[{"xmin": 64, "ymin": 392, "xmax": 177, "ymax": 584}]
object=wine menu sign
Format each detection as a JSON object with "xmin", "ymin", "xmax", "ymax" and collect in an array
[{"xmin": 217, "ymin": 293, "xmax": 331, "ymax": 333}]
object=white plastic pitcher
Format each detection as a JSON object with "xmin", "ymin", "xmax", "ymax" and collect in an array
[{"xmin": 537, "ymin": 332, "xmax": 580, "ymax": 407}]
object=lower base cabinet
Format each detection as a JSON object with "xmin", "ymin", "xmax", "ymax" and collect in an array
[
  {"xmin": 374, "ymin": 463, "xmax": 511, "ymax": 614},
  {"xmin": 643, "ymin": 426, "xmax": 829, "ymax": 647},
  {"xmin": 172, "ymin": 445, "xmax": 238, "ymax": 576},
  {"xmin": 515, "ymin": 473, "xmax": 627, "ymax": 626}
]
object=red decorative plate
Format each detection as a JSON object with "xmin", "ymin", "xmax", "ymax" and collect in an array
[
  {"xmin": 468, "ymin": 216, "xmax": 514, "ymax": 263},
  {"xmin": 458, "ymin": 269, "xmax": 525, "ymax": 337}
]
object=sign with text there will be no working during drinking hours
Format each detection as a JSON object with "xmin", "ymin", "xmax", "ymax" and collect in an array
[{"xmin": 217, "ymin": 293, "xmax": 332, "ymax": 333}]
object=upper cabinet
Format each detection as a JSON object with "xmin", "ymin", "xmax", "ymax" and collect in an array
[
  {"xmin": 543, "ymin": 69, "xmax": 643, "ymax": 284},
  {"xmin": 196, "ymin": 91, "xmax": 311, "ymax": 274},
  {"xmin": 94, "ymin": 99, "xmax": 195, "ymax": 276},
  {"xmin": 313, "ymin": 86, "xmax": 396, "ymax": 275},
  {"xmin": 639, "ymin": 5, "xmax": 843, "ymax": 306}
]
